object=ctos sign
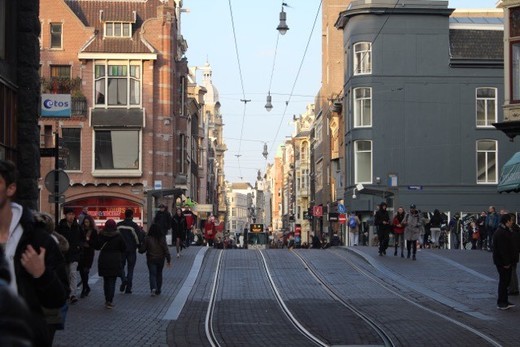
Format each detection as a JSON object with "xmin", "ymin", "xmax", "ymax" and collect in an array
[{"xmin": 41, "ymin": 94, "xmax": 71, "ymax": 117}]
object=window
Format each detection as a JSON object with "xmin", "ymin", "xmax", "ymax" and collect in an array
[
  {"xmin": 353, "ymin": 42, "xmax": 372, "ymax": 75},
  {"xmin": 50, "ymin": 65, "xmax": 71, "ymax": 79},
  {"xmin": 105, "ymin": 22, "xmax": 132, "ymax": 38},
  {"xmin": 354, "ymin": 140, "xmax": 372, "ymax": 184},
  {"xmin": 476, "ymin": 88, "xmax": 497, "ymax": 126},
  {"xmin": 476, "ymin": 140, "xmax": 497, "ymax": 184},
  {"xmin": 50, "ymin": 23, "xmax": 62, "ymax": 49},
  {"xmin": 513, "ymin": 42, "xmax": 520, "ymax": 102},
  {"xmin": 94, "ymin": 129, "xmax": 140, "ymax": 172},
  {"xmin": 354, "ymin": 88, "xmax": 372, "ymax": 127},
  {"xmin": 300, "ymin": 141, "xmax": 308, "ymax": 161},
  {"xmin": 315, "ymin": 161, "xmax": 323, "ymax": 191},
  {"xmin": 95, "ymin": 62, "xmax": 141, "ymax": 106},
  {"xmin": 62, "ymin": 128, "xmax": 81, "ymax": 171}
]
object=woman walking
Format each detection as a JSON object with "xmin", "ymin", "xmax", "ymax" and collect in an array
[
  {"xmin": 79, "ymin": 214, "xmax": 98, "ymax": 298},
  {"xmin": 96, "ymin": 219, "xmax": 126, "ymax": 309},
  {"xmin": 392, "ymin": 207, "xmax": 406, "ymax": 257},
  {"xmin": 171, "ymin": 208, "xmax": 187, "ymax": 258},
  {"xmin": 142, "ymin": 223, "xmax": 171, "ymax": 296},
  {"xmin": 404, "ymin": 204, "xmax": 424, "ymax": 260}
]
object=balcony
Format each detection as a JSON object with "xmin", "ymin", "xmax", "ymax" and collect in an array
[{"xmin": 71, "ymin": 97, "xmax": 87, "ymax": 116}]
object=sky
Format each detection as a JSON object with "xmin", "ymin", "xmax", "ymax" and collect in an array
[{"xmin": 182, "ymin": 0, "xmax": 499, "ymax": 185}]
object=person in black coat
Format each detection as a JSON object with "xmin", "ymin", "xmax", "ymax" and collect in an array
[
  {"xmin": 96, "ymin": 219, "xmax": 126, "ymax": 309},
  {"xmin": 171, "ymin": 208, "xmax": 187, "ymax": 258},
  {"xmin": 117, "ymin": 209, "xmax": 143, "ymax": 294},
  {"xmin": 79, "ymin": 215, "xmax": 98, "ymax": 298},
  {"xmin": 374, "ymin": 202, "xmax": 392, "ymax": 256},
  {"xmin": 493, "ymin": 214, "xmax": 517, "ymax": 310},
  {"xmin": 153, "ymin": 204, "xmax": 172, "ymax": 238},
  {"xmin": 56, "ymin": 207, "xmax": 82, "ymax": 303}
]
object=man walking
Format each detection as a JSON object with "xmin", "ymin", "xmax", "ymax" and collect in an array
[
  {"xmin": 375, "ymin": 202, "xmax": 391, "ymax": 256},
  {"xmin": 57, "ymin": 207, "xmax": 82, "ymax": 303},
  {"xmin": 117, "ymin": 209, "xmax": 143, "ymax": 294},
  {"xmin": 493, "ymin": 213, "xmax": 517, "ymax": 310},
  {"xmin": 486, "ymin": 206, "xmax": 500, "ymax": 251}
]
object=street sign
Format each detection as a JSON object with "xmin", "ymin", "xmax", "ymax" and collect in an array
[
  {"xmin": 338, "ymin": 203, "xmax": 346, "ymax": 214},
  {"xmin": 250, "ymin": 224, "xmax": 264, "ymax": 233},
  {"xmin": 313, "ymin": 205, "xmax": 323, "ymax": 217},
  {"xmin": 44, "ymin": 170, "xmax": 70, "ymax": 194},
  {"xmin": 48, "ymin": 194, "xmax": 65, "ymax": 204},
  {"xmin": 338, "ymin": 213, "xmax": 346, "ymax": 224},
  {"xmin": 39, "ymin": 148, "xmax": 57, "ymax": 157},
  {"xmin": 408, "ymin": 185, "xmax": 423, "ymax": 190}
]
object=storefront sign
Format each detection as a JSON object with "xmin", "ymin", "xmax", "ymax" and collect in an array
[{"xmin": 41, "ymin": 94, "xmax": 71, "ymax": 117}]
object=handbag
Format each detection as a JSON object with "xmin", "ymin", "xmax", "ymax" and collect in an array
[{"xmin": 472, "ymin": 231, "xmax": 480, "ymax": 240}]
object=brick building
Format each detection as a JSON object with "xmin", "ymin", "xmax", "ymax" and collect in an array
[{"xmin": 39, "ymin": 0, "xmax": 191, "ymax": 227}]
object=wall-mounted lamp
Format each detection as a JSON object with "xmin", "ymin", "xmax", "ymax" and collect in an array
[
  {"xmin": 265, "ymin": 92, "xmax": 273, "ymax": 112},
  {"xmin": 163, "ymin": 117, "xmax": 171, "ymax": 125},
  {"xmin": 276, "ymin": 4, "xmax": 289, "ymax": 35}
]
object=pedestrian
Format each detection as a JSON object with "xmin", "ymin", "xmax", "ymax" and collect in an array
[
  {"xmin": 153, "ymin": 203, "xmax": 171, "ymax": 238},
  {"xmin": 469, "ymin": 221, "xmax": 480, "ymax": 250},
  {"xmin": 96, "ymin": 219, "xmax": 126, "ymax": 309},
  {"xmin": 79, "ymin": 214, "xmax": 98, "ymax": 298},
  {"xmin": 0, "ymin": 159, "xmax": 68, "ymax": 347},
  {"xmin": 141, "ymin": 223, "xmax": 172, "ymax": 296},
  {"xmin": 477, "ymin": 211, "xmax": 487, "ymax": 250},
  {"xmin": 171, "ymin": 207, "xmax": 187, "ymax": 257},
  {"xmin": 448, "ymin": 213, "xmax": 461, "ymax": 250},
  {"xmin": 404, "ymin": 204, "xmax": 423, "ymax": 260},
  {"xmin": 204, "ymin": 216, "xmax": 216, "ymax": 247},
  {"xmin": 508, "ymin": 213, "xmax": 520, "ymax": 296},
  {"xmin": 486, "ymin": 206, "xmax": 500, "ymax": 251},
  {"xmin": 0, "ymin": 246, "xmax": 35, "ymax": 347},
  {"xmin": 117, "ymin": 209, "xmax": 143, "ymax": 294},
  {"xmin": 374, "ymin": 202, "xmax": 391, "ymax": 256},
  {"xmin": 392, "ymin": 207, "xmax": 406, "ymax": 257},
  {"xmin": 183, "ymin": 208, "xmax": 196, "ymax": 247},
  {"xmin": 492, "ymin": 213, "xmax": 517, "ymax": 310},
  {"xmin": 347, "ymin": 212, "xmax": 361, "ymax": 246},
  {"xmin": 56, "ymin": 207, "xmax": 82, "ymax": 304},
  {"xmin": 429, "ymin": 209, "xmax": 443, "ymax": 248}
]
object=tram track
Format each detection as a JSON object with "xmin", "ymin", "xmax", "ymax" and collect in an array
[{"xmin": 293, "ymin": 248, "xmax": 503, "ymax": 347}]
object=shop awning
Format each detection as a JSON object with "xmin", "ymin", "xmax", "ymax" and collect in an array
[{"xmin": 498, "ymin": 151, "xmax": 520, "ymax": 193}]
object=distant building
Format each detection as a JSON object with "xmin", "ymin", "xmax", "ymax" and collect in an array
[
  {"xmin": 335, "ymin": 0, "xmax": 520, "ymax": 216},
  {"xmin": 39, "ymin": 0, "xmax": 191, "ymax": 226}
]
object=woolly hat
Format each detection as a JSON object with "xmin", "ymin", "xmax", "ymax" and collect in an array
[{"xmin": 104, "ymin": 219, "xmax": 117, "ymax": 230}]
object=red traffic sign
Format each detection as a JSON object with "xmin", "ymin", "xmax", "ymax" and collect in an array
[
  {"xmin": 338, "ymin": 214, "xmax": 346, "ymax": 224},
  {"xmin": 313, "ymin": 206, "xmax": 323, "ymax": 217}
]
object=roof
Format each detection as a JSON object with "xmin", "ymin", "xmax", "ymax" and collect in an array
[
  {"xmin": 65, "ymin": 0, "xmax": 158, "ymax": 54},
  {"xmin": 498, "ymin": 152, "xmax": 520, "ymax": 193},
  {"xmin": 449, "ymin": 29, "xmax": 503, "ymax": 61}
]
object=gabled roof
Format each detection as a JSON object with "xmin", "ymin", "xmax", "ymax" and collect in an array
[
  {"xmin": 65, "ymin": 0, "xmax": 158, "ymax": 54},
  {"xmin": 449, "ymin": 29, "xmax": 503, "ymax": 61}
]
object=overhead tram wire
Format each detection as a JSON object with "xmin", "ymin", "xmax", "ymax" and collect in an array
[
  {"xmin": 268, "ymin": 0, "xmax": 322, "ymax": 156},
  {"xmin": 227, "ymin": 0, "xmax": 251, "ymax": 180}
]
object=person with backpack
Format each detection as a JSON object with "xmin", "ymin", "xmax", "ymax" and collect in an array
[
  {"xmin": 140, "ymin": 223, "xmax": 171, "ymax": 296},
  {"xmin": 347, "ymin": 212, "xmax": 361, "ymax": 246},
  {"xmin": 117, "ymin": 209, "xmax": 144, "ymax": 294}
]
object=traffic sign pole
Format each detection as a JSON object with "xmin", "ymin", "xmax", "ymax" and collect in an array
[{"xmin": 54, "ymin": 131, "xmax": 60, "ymax": 223}]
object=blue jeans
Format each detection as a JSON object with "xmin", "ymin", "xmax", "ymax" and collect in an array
[
  {"xmin": 103, "ymin": 276, "xmax": 117, "ymax": 303},
  {"xmin": 147, "ymin": 258, "xmax": 165, "ymax": 292},
  {"xmin": 120, "ymin": 251, "xmax": 137, "ymax": 290}
]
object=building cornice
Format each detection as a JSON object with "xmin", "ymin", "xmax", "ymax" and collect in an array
[{"xmin": 78, "ymin": 52, "xmax": 158, "ymax": 60}]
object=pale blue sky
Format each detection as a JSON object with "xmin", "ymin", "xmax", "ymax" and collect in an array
[{"xmin": 182, "ymin": 0, "xmax": 499, "ymax": 184}]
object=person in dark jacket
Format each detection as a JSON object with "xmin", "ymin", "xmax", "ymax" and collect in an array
[
  {"xmin": 0, "ymin": 246, "xmax": 34, "ymax": 347},
  {"xmin": 96, "ymin": 219, "xmax": 126, "ymax": 309},
  {"xmin": 492, "ymin": 214, "xmax": 516, "ymax": 310},
  {"xmin": 374, "ymin": 202, "xmax": 391, "ymax": 256},
  {"xmin": 79, "ymin": 215, "xmax": 98, "ymax": 298},
  {"xmin": 153, "ymin": 204, "xmax": 172, "ymax": 238},
  {"xmin": 141, "ymin": 223, "xmax": 171, "ymax": 296},
  {"xmin": 486, "ymin": 206, "xmax": 500, "ymax": 251},
  {"xmin": 508, "ymin": 213, "xmax": 520, "ymax": 296},
  {"xmin": 0, "ymin": 159, "xmax": 68, "ymax": 347},
  {"xmin": 56, "ymin": 207, "xmax": 82, "ymax": 303},
  {"xmin": 429, "ymin": 209, "xmax": 443, "ymax": 248},
  {"xmin": 117, "ymin": 209, "xmax": 143, "ymax": 294},
  {"xmin": 171, "ymin": 208, "xmax": 187, "ymax": 258}
]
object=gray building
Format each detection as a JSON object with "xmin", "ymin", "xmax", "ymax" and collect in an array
[{"xmin": 336, "ymin": 0, "xmax": 520, "ymax": 219}]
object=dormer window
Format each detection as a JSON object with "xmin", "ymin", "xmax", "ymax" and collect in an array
[{"xmin": 105, "ymin": 22, "xmax": 132, "ymax": 38}]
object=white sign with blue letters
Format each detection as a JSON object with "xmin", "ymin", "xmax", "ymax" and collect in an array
[{"xmin": 41, "ymin": 94, "xmax": 71, "ymax": 117}]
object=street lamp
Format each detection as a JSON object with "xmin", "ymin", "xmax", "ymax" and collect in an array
[
  {"xmin": 265, "ymin": 92, "xmax": 273, "ymax": 112},
  {"xmin": 276, "ymin": 4, "xmax": 289, "ymax": 35}
]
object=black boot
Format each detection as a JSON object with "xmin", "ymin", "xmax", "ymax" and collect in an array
[
  {"xmin": 394, "ymin": 249, "xmax": 397, "ymax": 256},
  {"xmin": 412, "ymin": 254, "xmax": 416, "ymax": 260},
  {"xmin": 407, "ymin": 251, "xmax": 411, "ymax": 259}
]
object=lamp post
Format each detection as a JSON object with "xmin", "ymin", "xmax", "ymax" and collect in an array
[{"xmin": 276, "ymin": 4, "xmax": 289, "ymax": 35}]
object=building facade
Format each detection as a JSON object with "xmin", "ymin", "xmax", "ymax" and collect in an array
[
  {"xmin": 39, "ymin": 0, "xmax": 191, "ymax": 226},
  {"xmin": 335, "ymin": 0, "xmax": 520, "ymax": 220}
]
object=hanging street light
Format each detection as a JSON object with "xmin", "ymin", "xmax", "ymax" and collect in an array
[
  {"xmin": 262, "ymin": 143, "xmax": 268, "ymax": 159},
  {"xmin": 276, "ymin": 4, "xmax": 289, "ymax": 35},
  {"xmin": 265, "ymin": 92, "xmax": 273, "ymax": 112}
]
